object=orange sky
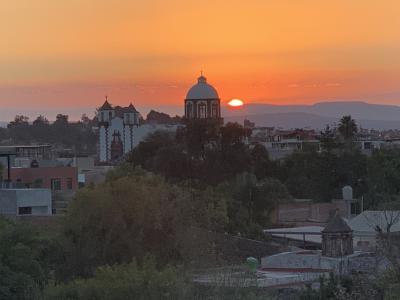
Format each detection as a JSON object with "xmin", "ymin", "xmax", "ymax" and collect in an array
[{"xmin": 1, "ymin": 0, "xmax": 400, "ymax": 119}]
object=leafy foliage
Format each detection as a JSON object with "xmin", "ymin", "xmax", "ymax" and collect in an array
[
  {"xmin": 55, "ymin": 168, "xmax": 228, "ymax": 280},
  {"xmin": 338, "ymin": 115, "xmax": 358, "ymax": 140},
  {"xmin": 45, "ymin": 258, "xmax": 191, "ymax": 300},
  {"xmin": 279, "ymin": 148, "xmax": 367, "ymax": 201},
  {"xmin": 0, "ymin": 218, "xmax": 52, "ymax": 300},
  {"xmin": 129, "ymin": 122, "xmax": 270, "ymax": 186},
  {"xmin": 2, "ymin": 114, "xmax": 96, "ymax": 153},
  {"xmin": 217, "ymin": 173, "xmax": 291, "ymax": 237},
  {"xmin": 44, "ymin": 258, "xmax": 270, "ymax": 300}
]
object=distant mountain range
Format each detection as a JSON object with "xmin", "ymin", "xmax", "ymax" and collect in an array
[
  {"xmin": 1, "ymin": 101, "xmax": 400, "ymax": 130},
  {"xmin": 223, "ymin": 101, "xmax": 400, "ymax": 130}
]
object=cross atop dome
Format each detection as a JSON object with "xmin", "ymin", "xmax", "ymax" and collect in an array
[{"xmin": 198, "ymin": 74, "xmax": 207, "ymax": 84}]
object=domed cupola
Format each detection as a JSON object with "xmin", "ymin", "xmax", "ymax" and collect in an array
[
  {"xmin": 186, "ymin": 75, "xmax": 219, "ymax": 100},
  {"xmin": 184, "ymin": 74, "xmax": 221, "ymax": 120}
]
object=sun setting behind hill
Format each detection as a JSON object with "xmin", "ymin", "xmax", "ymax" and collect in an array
[{"xmin": 0, "ymin": 0, "xmax": 399, "ymax": 115}]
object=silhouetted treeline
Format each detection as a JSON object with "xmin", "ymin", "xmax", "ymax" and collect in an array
[
  {"xmin": 0, "ymin": 114, "xmax": 97, "ymax": 154},
  {"xmin": 128, "ymin": 116, "xmax": 400, "ymax": 208}
]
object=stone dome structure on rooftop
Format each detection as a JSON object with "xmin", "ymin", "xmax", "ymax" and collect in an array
[
  {"xmin": 186, "ymin": 75, "xmax": 219, "ymax": 100},
  {"xmin": 322, "ymin": 212, "xmax": 353, "ymax": 257},
  {"xmin": 184, "ymin": 74, "xmax": 221, "ymax": 120}
]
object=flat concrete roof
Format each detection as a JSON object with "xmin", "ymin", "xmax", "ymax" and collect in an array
[
  {"xmin": 264, "ymin": 226, "xmax": 324, "ymax": 244},
  {"xmin": 0, "ymin": 145, "xmax": 51, "ymax": 149}
]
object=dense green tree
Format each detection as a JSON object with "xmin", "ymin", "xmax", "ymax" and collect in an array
[
  {"xmin": 220, "ymin": 122, "xmax": 251, "ymax": 149},
  {"xmin": 281, "ymin": 148, "xmax": 367, "ymax": 201},
  {"xmin": 0, "ymin": 218, "xmax": 52, "ymax": 300},
  {"xmin": 320, "ymin": 125, "xmax": 338, "ymax": 153},
  {"xmin": 44, "ymin": 257, "xmax": 269, "ymax": 300},
  {"xmin": 7, "ymin": 115, "xmax": 31, "ymax": 143},
  {"xmin": 129, "ymin": 122, "xmax": 271, "ymax": 186},
  {"xmin": 55, "ymin": 167, "xmax": 228, "ymax": 280},
  {"xmin": 177, "ymin": 120, "xmax": 220, "ymax": 157},
  {"xmin": 45, "ymin": 259, "xmax": 191, "ymax": 300},
  {"xmin": 365, "ymin": 149, "xmax": 400, "ymax": 208},
  {"xmin": 33, "ymin": 115, "xmax": 50, "ymax": 126},
  {"xmin": 80, "ymin": 114, "xmax": 91, "ymax": 126},
  {"xmin": 334, "ymin": 148, "xmax": 368, "ymax": 197},
  {"xmin": 2, "ymin": 114, "xmax": 96, "ymax": 153},
  {"xmin": 8, "ymin": 115, "xmax": 29, "ymax": 127},
  {"xmin": 129, "ymin": 131, "xmax": 179, "ymax": 171},
  {"xmin": 250, "ymin": 143, "xmax": 275, "ymax": 179},
  {"xmin": 338, "ymin": 115, "xmax": 358, "ymax": 140},
  {"xmin": 217, "ymin": 173, "xmax": 291, "ymax": 236},
  {"xmin": 54, "ymin": 114, "xmax": 69, "ymax": 126}
]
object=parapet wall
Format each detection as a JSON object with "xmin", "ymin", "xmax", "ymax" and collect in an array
[{"xmin": 275, "ymin": 200, "xmax": 349, "ymax": 225}]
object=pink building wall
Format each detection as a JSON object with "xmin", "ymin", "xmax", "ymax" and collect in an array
[{"xmin": 6, "ymin": 166, "xmax": 78, "ymax": 191}]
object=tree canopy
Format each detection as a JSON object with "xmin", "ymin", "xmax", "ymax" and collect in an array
[
  {"xmin": 2, "ymin": 114, "xmax": 97, "ymax": 154},
  {"xmin": 0, "ymin": 218, "xmax": 53, "ymax": 300}
]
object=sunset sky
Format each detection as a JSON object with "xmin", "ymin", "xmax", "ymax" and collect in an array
[{"xmin": 1, "ymin": 0, "xmax": 400, "ymax": 120}]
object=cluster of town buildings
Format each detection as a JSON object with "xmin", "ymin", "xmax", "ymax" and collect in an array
[
  {"xmin": 247, "ymin": 124, "xmax": 400, "ymax": 160},
  {"xmin": 0, "ymin": 74, "xmax": 399, "ymax": 291}
]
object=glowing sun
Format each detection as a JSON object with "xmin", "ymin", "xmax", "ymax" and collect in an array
[{"xmin": 228, "ymin": 99, "xmax": 244, "ymax": 107}]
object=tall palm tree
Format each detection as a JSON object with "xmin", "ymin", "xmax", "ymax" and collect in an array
[{"xmin": 338, "ymin": 115, "xmax": 358, "ymax": 140}]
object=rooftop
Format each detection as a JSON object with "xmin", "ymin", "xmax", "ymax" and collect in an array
[
  {"xmin": 99, "ymin": 100, "xmax": 112, "ymax": 110},
  {"xmin": 186, "ymin": 75, "xmax": 219, "ymax": 100},
  {"xmin": 264, "ymin": 226, "xmax": 324, "ymax": 244},
  {"xmin": 0, "ymin": 144, "xmax": 51, "ymax": 149},
  {"xmin": 348, "ymin": 210, "xmax": 400, "ymax": 233},
  {"xmin": 322, "ymin": 213, "xmax": 352, "ymax": 233}
]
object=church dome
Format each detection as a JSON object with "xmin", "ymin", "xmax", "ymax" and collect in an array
[{"xmin": 185, "ymin": 75, "xmax": 219, "ymax": 100}]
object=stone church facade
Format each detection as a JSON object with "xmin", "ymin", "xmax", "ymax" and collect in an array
[
  {"xmin": 98, "ymin": 99, "xmax": 140, "ymax": 163},
  {"xmin": 97, "ymin": 73, "xmax": 222, "ymax": 163}
]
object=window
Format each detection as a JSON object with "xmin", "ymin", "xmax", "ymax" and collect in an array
[
  {"xmin": 101, "ymin": 111, "xmax": 105, "ymax": 121},
  {"xmin": 109, "ymin": 111, "xmax": 112, "ymax": 119},
  {"xmin": 67, "ymin": 178, "xmax": 73, "ymax": 190},
  {"xmin": 33, "ymin": 178, "xmax": 43, "ymax": 188},
  {"xmin": 15, "ymin": 178, "xmax": 23, "ymax": 188},
  {"xmin": 186, "ymin": 102, "xmax": 193, "ymax": 118},
  {"xmin": 51, "ymin": 178, "xmax": 61, "ymax": 191},
  {"xmin": 211, "ymin": 103, "xmax": 218, "ymax": 118},
  {"xmin": 18, "ymin": 207, "xmax": 32, "ymax": 215},
  {"xmin": 198, "ymin": 103, "xmax": 207, "ymax": 118}
]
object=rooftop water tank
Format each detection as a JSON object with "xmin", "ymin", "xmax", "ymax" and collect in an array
[{"xmin": 342, "ymin": 185, "xmax": 353, "ymax": 201}]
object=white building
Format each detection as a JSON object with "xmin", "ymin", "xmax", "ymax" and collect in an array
[
  {"xmin": 98, "ymin": 100, "xmax": 140, "ymax": 163},
  {"xmin": 0, "ymin": 188, "xmax": 52, "ymax": 217}
]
